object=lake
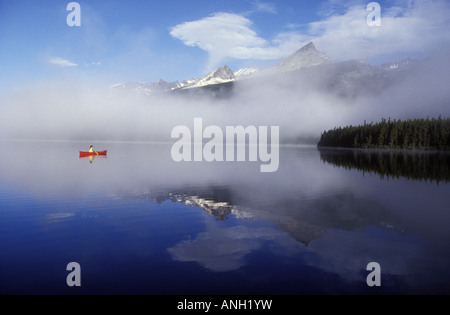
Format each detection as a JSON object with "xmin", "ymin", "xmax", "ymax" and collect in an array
[{"xmin": 1, "ymin": 140, "xmax": 449, "ymax": 295}]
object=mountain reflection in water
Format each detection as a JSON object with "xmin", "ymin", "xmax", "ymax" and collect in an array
[{"xmin": 125, "ymin": 186, "xmax": 399, "ymax": 246}]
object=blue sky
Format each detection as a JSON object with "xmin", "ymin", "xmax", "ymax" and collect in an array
[{"xmin": 1, "ymin": 0, "xmax": 449, "ymax": 92}]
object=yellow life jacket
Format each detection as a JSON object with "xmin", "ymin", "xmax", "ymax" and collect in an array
[{"xmin": 89, "ymin": 147, "xmax": 94, "ymax": 153}]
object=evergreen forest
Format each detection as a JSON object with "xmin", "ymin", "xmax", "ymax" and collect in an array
[{"xmin": 318, "ymin": 117, "xmax": 450, "ymax": 150}]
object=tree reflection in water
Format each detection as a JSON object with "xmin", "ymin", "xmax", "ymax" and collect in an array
[{"xmin": 319, "ymin": 148, "xmax": 450, "ymax": 184}]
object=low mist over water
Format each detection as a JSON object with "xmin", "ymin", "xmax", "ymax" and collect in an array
[{"xmin": 1, "ymin": 50, "xmax": 449, "ymax": 143}]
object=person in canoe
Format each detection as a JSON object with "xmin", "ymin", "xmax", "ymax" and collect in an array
[{"xmin": 89, "ymin": 145, "xmax": 95, "ymax": 153}]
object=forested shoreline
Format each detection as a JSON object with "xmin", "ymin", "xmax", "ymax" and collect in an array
[{"xmin": 318, "ymin": 117, "xmax": 450, "ymax": 150}]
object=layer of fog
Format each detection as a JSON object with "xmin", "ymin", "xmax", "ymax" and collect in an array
[{"xmin": 0, "ymin": 50, "xmax": 449, "ymax": 143}]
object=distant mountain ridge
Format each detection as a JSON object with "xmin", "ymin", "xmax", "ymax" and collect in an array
[
  {"xmin": 111, "ymin": 42, "xmax": 331, "ymax": 94},
  {"xmin": 111, "ymin": 42, "xmax": 418, "ymax": 97},
  {"xmin": 111, "ymin": 80, "xmax": 182, "ymax": 95}
]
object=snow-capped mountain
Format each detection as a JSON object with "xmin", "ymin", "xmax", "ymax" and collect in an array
[
  {"xmin": 264, "ymin": 42, "xmax": 330, "ymax": 74},
  {"xmin": 183, "ymin": 65, "xmax": 235, "ymax": 89},
  {"xmin": 112, "ymin": 65, "xmax": 241, "ymax": 93},
  {"xmin": 181, "ymin": 66, "xmax": 263, "ymax": 89},
  {"xmin": 110, "ymin": 42, "xmax": 418, "ymax": 98},
  {"xmin": 111, "ymin": 42, "xmax": 329, "ymax": 93}
]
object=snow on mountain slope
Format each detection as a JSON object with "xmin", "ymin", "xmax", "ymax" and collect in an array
[
  {"xmin": 179, "ymin": 78, "xmax": 200, "ymax": 89},
  {"xmin": 265, "ymin": 42, "xmax": 330, "ymax": 74},
  {"xmin": 234, "ymin": 67, "xmax": 262, "ymax": 80},
  {"xmin": 111, "ymin": 80, "xmax": 181, "ymax": 95},
  {"xmin": 183, "ymin": 65, "xmax": 235, "ymax": 89},
  {"xmin": 112, "ymin": 65, "xmax": 262, "ymax": 93}
]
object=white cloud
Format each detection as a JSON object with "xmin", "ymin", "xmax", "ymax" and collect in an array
[
  {"xmin": 48, "ymin": 57, "xmax": 77, "ymax": 67},
  {"xmin": 170, "ymin": 12, "xmax": 307, "ymax": 70},
  {"xmin": 170, "ymin": 0, "xmax": 450, "ymax": 70},
  {"xmin": 310, "ymin": 0, "xmax": 450, "ymax": 62}
]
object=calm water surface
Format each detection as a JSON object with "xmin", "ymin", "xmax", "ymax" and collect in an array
[{"xmin": 0, "ymin": 141, "xmax": 449, "ymax": 294}]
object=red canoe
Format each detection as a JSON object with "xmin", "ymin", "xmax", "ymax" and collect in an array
[{"xmin": 79, "ymin": 150, "xmax": 107, "ymax": 158}]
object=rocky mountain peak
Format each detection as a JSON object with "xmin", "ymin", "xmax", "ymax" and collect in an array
[
  {"xmin": 186, "ymin": 65, "xmax": 235, "ymax": 88},
  {"xmin": 298, "ymin": 41, "xmax": 317, "ymax": 52},
  {"xmin": 268, "ymin": 42, "xmax": 330, "ymax": 73},
  {"xmin": 208, "ymin": 65, "xmax": 235, "ymax": 80}
]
